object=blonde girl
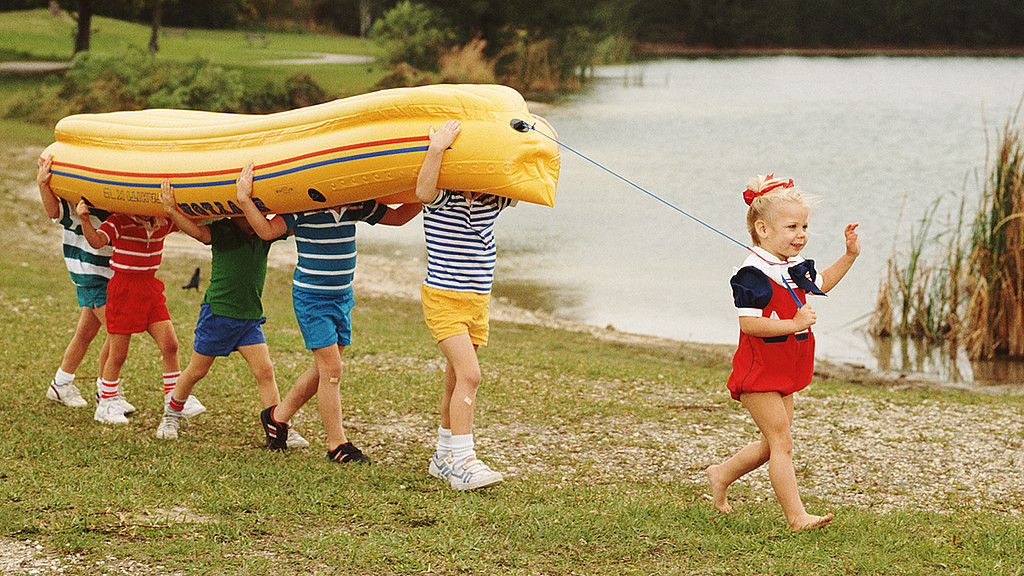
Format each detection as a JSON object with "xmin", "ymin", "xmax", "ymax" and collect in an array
[{"xmin": 706, "ymin": 174, "xmax": 859, "ymax": 531}]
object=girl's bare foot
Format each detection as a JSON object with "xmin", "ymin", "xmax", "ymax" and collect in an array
[
  {"xmin": 705, "ymin": 465, "xmax": 733, "ymax": 514},
  {"xmin": 788, "ymin": 513, "xmax": 833, "ymax": 531}
]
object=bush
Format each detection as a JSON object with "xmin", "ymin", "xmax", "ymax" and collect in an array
[
  {"xmin": 438, "ymin": 36, "xmax": 495, "ymax": 84},
  {"xmin": 369, "ymin": 1, "xmax": 454, "ymax": 72},
  {"xmin": 3, "ymin": 46, "xmax": 331, "ymax": 126}
]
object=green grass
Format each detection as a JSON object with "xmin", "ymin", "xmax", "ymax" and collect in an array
[
  {"xmin": 0, "ymin": 8, "xmax": 388, "ymax": 107},
  {"xmin": 4, "ymin": 102, "xmax": 1024, "ymax": 576}
]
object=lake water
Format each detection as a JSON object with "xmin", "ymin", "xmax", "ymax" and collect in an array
[{"xmin": 361, "ymin": 56, "xmax": 1024, "ymax": 387}]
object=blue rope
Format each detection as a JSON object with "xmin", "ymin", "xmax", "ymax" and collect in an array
[
  {"xmin": 524, "ymin": 121, "xmax": 805, "ymax": 309},
  {"xmin": 525, "ymin": 122, "xmax": 749, "ymax": 251}
]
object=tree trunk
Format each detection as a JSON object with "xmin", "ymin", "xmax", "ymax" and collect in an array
[
  {"xmin": 73, "ymin": 0, "xmax": 93, "ymax": 54},
  {"xmin": 359, "ymin": 0, "xmax": 372, "ymax": 38},
  {"xmin": 149, "ymin": 3, "xmax": 163, "ymax": 54}
]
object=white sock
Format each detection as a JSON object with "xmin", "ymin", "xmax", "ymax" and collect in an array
[
  {"xmin": 435, "ymin": 427, "xmax": 452, "ymax": 456},
  {"xmin": 451, "ymin": 433, "xmax": 475, "ymax": 465},
  {"xmin": 53, "ymin": 368, "xmax": 74, "ymax": 386}
]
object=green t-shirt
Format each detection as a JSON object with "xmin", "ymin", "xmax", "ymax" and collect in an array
[{"xmin": 203, "ymin": 219, "xmax": 278, "ymax": 320}]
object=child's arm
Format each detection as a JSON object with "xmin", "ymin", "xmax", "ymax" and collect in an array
[
  {"xmin": 738, "ymin": 306, "xmax": 816, "ymax": 338},
  {"xmin": 75, "ymin": 201, "xmax": 110, "ymax": 249},
  {"xmin": 160, "ymin": 179, "xmax": 211, "ymax": 244},
  {"xmin": 37, "ymin": 155, "xmax": 60, "ymax": 220},
  {"xmin": 819, "ymin": 223, "xmax": 860, "ymax": 293},
  {"xmin": 377, "ymin": 202, "xmax": 422, "ymax": 226},
  {"xmin": 235, "ymin": 162, "xmax": 288, "ymax": 241},
  {"xmin": 415, "ymin": 119, "xmax": 462, "ymax": 204}
]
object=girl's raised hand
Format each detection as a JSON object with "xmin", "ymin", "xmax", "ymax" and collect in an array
[{"xmin": 844, "ymin": 223, "xmax": 861, "ymax": 258}]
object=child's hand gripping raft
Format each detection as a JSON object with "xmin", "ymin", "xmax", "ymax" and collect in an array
[{"xmin": 707, "ymin": 174, "xmax": 859, "ymax": 532}]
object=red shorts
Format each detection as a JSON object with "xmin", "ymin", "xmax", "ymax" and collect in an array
[{"xmin": 105, "ymin": 273, "xmax": 170, "ymax": 334}]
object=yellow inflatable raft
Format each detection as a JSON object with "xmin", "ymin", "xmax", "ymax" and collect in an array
[{"xmin": 41, "ymin": 84, "xmax": 559, "ymax": 218}]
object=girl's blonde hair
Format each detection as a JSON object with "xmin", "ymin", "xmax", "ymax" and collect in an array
[{"xmin": 743, "ymin": 174, "xmax": 811, "ymax": 245}]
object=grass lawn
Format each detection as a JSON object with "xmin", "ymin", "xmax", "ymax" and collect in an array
[{"xmin": 0, "ymin": 8, "xmax": 388, "ymax": 108}]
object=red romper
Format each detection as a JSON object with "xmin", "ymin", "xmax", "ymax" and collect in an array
[{"xmin": 726, "ymin": 250, "xmax": 824, "ymax": 401}]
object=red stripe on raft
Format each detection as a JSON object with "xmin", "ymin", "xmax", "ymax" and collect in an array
[{"xmin": 51, "ymin": 135, "xmax": 430, "ymax": 179}]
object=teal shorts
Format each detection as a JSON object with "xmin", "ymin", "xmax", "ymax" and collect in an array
[
  {"xmin": 293, "ymin": 288, "xmax": 354, "ymax": 350},
  {"xmin": 75, "ymin": 283, "xmax": 107, "ymax": 309}
]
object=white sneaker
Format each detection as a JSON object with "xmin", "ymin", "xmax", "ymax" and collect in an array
[
  {"xmin": 286, "ymin": 427, "xmax": 310, "ymax": 449},
  {"xmin": 166, "ymin": 394, "xmax": 207, "ymax": 418},
  {"xmin": 449, "ymin": 457, "xmax": 503, "ymax": 491},
  {"xmin": 113, "ymin": 394, "xmax": 136, "ymax": 414},
  {"xmin": 47, "ymin": 380, "xmax": 88, "ymax": 408},
  {"xmin": 95, "ymin": 378, "xmax": 135, "ymax": 414},
  {"xmin": 94, "ymin": 397, "xmax": 129, "ymax": 425},
  {"xmin": 428, "ymin": 451, "xmax": 454, "ymax": 480},
  {"xmin": 155, "ymin": 412, "xmax": 183, "ymax": 440}
]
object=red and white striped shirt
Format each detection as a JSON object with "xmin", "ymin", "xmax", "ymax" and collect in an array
[{"xmin": 98, "ymin": 214, "xmax": 177, "ymax": 274}]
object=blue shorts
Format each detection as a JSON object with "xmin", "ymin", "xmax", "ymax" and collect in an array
[
  {"xmin": 192, "ymin": 304, "xmax": 267, "ymax": 357},
  {"xmin": 293, "ymin": 288, "xmax": 354, "ymax": 350},
  {"xmin": 75, "ymin": 283, "xmax": 107, "ymax": 309}
]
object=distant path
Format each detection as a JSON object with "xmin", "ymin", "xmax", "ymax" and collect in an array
[
  {"xmin": 0, "ymin": 52, "xmax": 373, "ymax": 76},
  {"xmin": 0, "ymin": 61, "xmax": 70, "ymax": 76},
  {"xmin": 262, "ymin": 52, "xmax": 374, "ymax": 65}
]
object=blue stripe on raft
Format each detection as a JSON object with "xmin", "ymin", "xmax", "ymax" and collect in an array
[
  {"xmin": 257, "ymin": 146, "xmax": 428, "ymax": 181},
  {"xmin": 51, "ymin": 145, "xmax": 430, "ymax": 189}
]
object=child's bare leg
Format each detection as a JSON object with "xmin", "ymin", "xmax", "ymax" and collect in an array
[
  {"xmin": 277, "ymin": 364, "xmax": 318, "ymax": 421},
  {"xmin": 741, "ymin": 391, "xmax": 832, "ymax": 531},
  {"xmin": 102, "ymin": 333, "xmax": 131, "ymax": 382},
  {"xmin": 147, "ymin": 319, "xmax": 180, "ymax": 374},
  {"xmin": 437, "ymin": 334, "xmax": 480, "ymax": 436},
  {"xmin": 59, "ymin": 307, "xmax": 103, "ymax": 375},
  {"xmin": 96, "ymin": 335, "xmax": 109, "ymax": 383},
  {"xmin": 171, "ymin": 351, "xmax": 215, "ymax": 402},
  {"xmin": 707, "ymin": 436, "xmax": 770, "ymax": 513},
  {"xmin": 311, "ymin": 344, "xmax": 348, "ymax": 450},
  {"xmin": 238, "ymin": 343, "xmax": 280, "ymax": 408},
  {"xmin": 437, "ymin": 359, "xmax": 457, "ymax": 431},
  {"xmin": 90, "ymin": 306, "xmax": 109, "ymax": 382}
]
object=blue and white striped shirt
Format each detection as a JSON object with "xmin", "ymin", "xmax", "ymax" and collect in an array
[
  {"xmin": 422, "ymin": 190, "xmax": 513, "ymax": 294},
  {"xmin": 55, "ymin": 198, "xmax": 113, "ymax": 288},
  {"xmin": 281, "ymin": 201, "xmax": 387, "ymax": 294}
]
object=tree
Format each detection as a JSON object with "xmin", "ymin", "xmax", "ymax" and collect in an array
[
  {"xmin": 72, "ymin": 0, "xmax": 93, "ymax": 53},
  {"xmin": 148, "ymin": 0, "xmax": 162, "ymax": 53},
  {"xmin": 369, "ymin": 1, "xmax": 453, "ymax": 71}
]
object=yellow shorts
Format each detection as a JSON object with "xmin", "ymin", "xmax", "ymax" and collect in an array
[{"xmin": 421, "ymin": 284, "xmax": 490, "ymax": 346}]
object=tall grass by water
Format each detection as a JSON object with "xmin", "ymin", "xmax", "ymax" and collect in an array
[
  {"xmin": 964, "ymin": 111, "xmax": 1024, "ymax": 358},
  {"xmin": 872, "ymin": 106, "xmax": 1024, "ymax": 362}
]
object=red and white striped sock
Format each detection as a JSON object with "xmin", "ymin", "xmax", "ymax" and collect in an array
[
  {"xmin": 162, "ymin": 371, "xmax": 180, "ymax": 396},
  {"xmin": 167, "ymin": 395, "xmax": 186, "ymax": 413},
  {"xmin": 100, "ymin": 378, "xmax": 120, "ymax": 400}
]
